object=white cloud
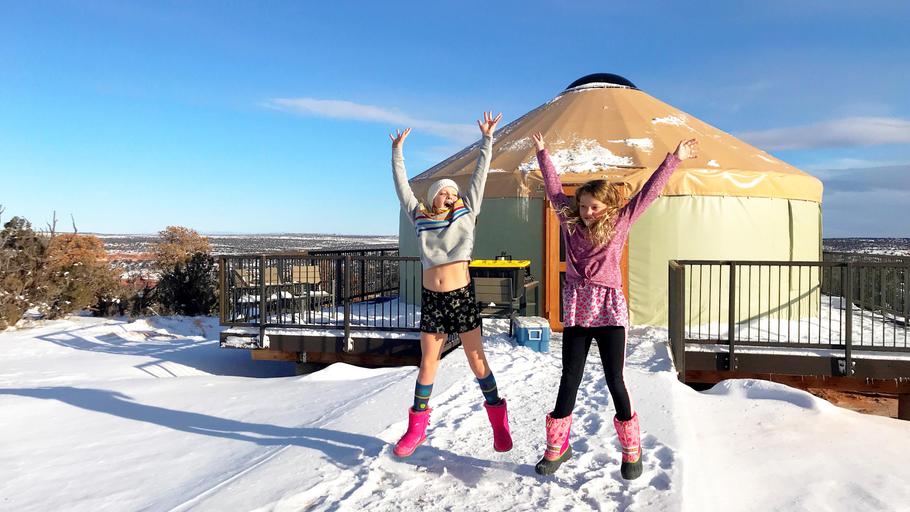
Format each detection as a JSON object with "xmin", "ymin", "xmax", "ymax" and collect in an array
[
  {"xmin": 739, "ymin": 117, "xmax": 910, "ymax": 150},
  {"xmin": 801, "ymin": 158, "xmax": 902, "ymax": 172},
  {"xmin": 265, "ymin": 97, "xmax": 477, "ymax": 144},
  {"xmin": 817, "ymin": 164, "xmax": 910, "ymax": 194},
  {"xmin": 817, "ymin": 163, "xmax": 910, "ymax": 236}
]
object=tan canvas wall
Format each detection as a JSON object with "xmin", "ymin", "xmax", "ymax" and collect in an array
[{"xmin": 629, "ymin": 196, "xmax": 822, "ymax": 328}]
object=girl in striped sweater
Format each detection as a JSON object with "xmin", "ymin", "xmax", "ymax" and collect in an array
[{"xmin": 389, "ymin": 112, "xmax": 512, "ymax": 458}]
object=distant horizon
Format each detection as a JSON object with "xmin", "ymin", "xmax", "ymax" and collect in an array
[
  {"xmin": 87, "ymin": 231, "xmax": 400, "ymax": 238},
  {"xmin": 11, "ymin": 226, "xmax": 909, "ymax": 242},
  {"xmin": 80, "ymin": 232, "xmax": 910, "ymax": 241}
]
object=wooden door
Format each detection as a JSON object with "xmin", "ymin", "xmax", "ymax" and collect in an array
[{"xmin": 543, "ymin": 186, "xmax": 630, "ymax": 331}]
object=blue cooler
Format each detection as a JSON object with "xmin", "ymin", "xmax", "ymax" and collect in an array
[{"xmin": 512, "ymin": 316, "xmax": 551, "ymax": 352}]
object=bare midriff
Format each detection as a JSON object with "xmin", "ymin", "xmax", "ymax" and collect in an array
[{"xmin": 422, "ymin": 260, "xmax": 471, "ymax": 292}]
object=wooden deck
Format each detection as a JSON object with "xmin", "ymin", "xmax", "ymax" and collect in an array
[
  {"xmin": 220, "ymin": 326, "xmax": 460, "ymax": 370},
  {"xmin": 668, "ymin": 259, "xmax": 910, "ymax": 420}
]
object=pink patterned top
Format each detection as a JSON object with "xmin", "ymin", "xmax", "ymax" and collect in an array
[{"xmin": 537, "ymin": 149, "xmax": 681, "ymax": 327}]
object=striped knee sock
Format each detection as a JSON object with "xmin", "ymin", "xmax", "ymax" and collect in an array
[
  {"xmin": 413, "ymin": 381, "xmax": 433, "ymax": 412},
  {"xmin": 477, "ymin": 372, "xmax": 502, "ymax": 405}
]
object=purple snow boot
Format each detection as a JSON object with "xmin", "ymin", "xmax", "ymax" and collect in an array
[
  {"xmin": 613, "ymin": 412, "xmax": 643, "ymax": 480},
  {"xmin": 535, "ymin": 413, "xmax": 572, "ymax": 475},
  {"xmin": 393, "ymin": 407, "xmax": 431, "ymax": 458},
  {"xmin": 483, "ymin": 398, "xmax": 513, "ymax": 452}
]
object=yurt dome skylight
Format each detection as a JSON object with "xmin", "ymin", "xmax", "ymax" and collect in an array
[{"xmin": 565, "ymin": 73, "xmax": 638, "ymax": 91}]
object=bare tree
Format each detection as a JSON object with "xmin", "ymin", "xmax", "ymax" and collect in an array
[
  {"xmin": 70, "ymin": 213, "xmax": 78, "ymax": 234},
  {"xmin": 45, "ymin": 210, "xmax": 58, "ymax": 240}
]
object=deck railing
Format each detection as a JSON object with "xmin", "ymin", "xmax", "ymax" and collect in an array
[
  {"xmin": 219, "ymin": 253, "xmax": 423, "ymax": 341},
  {"xmin": 668, "ymin": 258, "xmax": 910, "ymax": 378}
]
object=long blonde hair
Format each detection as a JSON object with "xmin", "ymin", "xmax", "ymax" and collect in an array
[{"xmin": 557, "ymin": 180, "xmax": 629, "ymax": 247}]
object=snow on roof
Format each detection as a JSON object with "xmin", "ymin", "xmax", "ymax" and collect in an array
[
  {"xmin": 499, "ymin": 137, "xmax": 533, "ymax": 152},
  {"xmin": 609, "ymin": 138, "xmax": 654, "ymax": 151},
  {"xmin": 518, "ymin": 138, "xmax": 635, "ymax": 173},
  {"xmin": 651, "ymin": 115, "xmax": 688, "ymax": 127}
]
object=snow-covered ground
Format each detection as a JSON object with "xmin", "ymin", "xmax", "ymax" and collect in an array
[{"xmin": 2, "ymin": 316, "xmax": 909, "ymax": 511}]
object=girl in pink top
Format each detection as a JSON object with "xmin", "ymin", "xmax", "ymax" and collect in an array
[{"xmin": 532, "ymin": 132, "xmax": 698, "ymax": 479}]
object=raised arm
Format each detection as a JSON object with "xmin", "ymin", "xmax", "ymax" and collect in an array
[
  {"xmin": 619, "ymin": 138, "xmax": 698, "ymax": 224},
  {"xmin": 390, "ymin": 128, "xmax": 419, "ymax": 217},
  {"xmin": 532, "ymin": 132, "xmax": 572, "ymax": 218},
  {"xmin": 463, "ymin": 112, "xmax": 502, "ymax": 213}
]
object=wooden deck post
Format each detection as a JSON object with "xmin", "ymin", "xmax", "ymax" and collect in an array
[
  {"xmin": 899, "ymin": 394, "xmax": 910, "ymax": 421},
  {"xmin": 668, "ymin": 261, "xmax": 686, "ymax": 381},
  {"xmin": 728, "ymin": 262, "xmax": 736, "ymax": 370}
]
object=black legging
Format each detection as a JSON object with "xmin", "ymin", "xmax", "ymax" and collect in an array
[{"xmin": 552, "ymin": 325, "xmax": 633, "ymax": 421}]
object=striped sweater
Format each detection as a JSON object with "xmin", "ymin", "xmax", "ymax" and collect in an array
[{"xmin": 393, "ymin": 135, "xmax": 492, "ymax": 269}]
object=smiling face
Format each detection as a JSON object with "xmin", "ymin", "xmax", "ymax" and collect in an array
[
  {"xmin": 432, "ymin": 187, "xmax": 459, "ymax": 211},
  {"xmin": 577, "ymin": 192, "xmax": 608, "ymax": 227},
  {"xmin": 569, "ymin": 179, "xmax": 625, "ymax": 247}
]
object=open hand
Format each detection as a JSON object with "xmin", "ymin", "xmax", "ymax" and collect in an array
[
  {"xmin": 532, "ymin": 132, "xmax": 545, "ymax": 152},
  {"xmin": 674, "ymin": 139, "xmax": 698, "ymax": 160},
  {"xmin": 477, "ymin": 111, "xmax": 503, "ymax": 137},
  {"xmin": 390, "ymin": 128, "xmax": 411, "ymax": 148}
]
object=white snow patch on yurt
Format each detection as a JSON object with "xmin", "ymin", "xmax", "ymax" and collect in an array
[
  {"xmin": 652, "ymin": 115, "xmax": 688, "ymax": 126},
  {"xmin": 519, "ymin": 139, "xmax": 635, "ymax": 173},
  {"xmin": 500, "ymin": 137, "xmax": 532, "ymax": 152},
  {"xmin": 609, "ymin": 138, "xmax": 654, "ymax": 151}
]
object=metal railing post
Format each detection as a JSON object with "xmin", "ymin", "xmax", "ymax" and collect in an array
[
  {"xmin": 218, "ymin": 256, "xmax": 226, "ymax": 324},
  {"xmin": 728, "ymin": 262, "xmax": 736, "ymax": 370},
  {"xmin": 360, "ymin": 258, "xmax": 366, "ymax": 299},
  {"xmin": 335, "ymin": 258, "xmax": 344, "ymax": 307},
  {"xmin": 343, "ymin": 256, "xmax": 352, "ymax": 351},
  {"xmin": 844, "ymin": 263, "xmax": 854, "ymax": 375},
  {"xmin": 259, "ymin": 255, "xmax": 267, "ymax": 343}
]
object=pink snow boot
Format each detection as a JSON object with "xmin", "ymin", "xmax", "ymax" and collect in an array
[
  {"xmin": 613, "ymin": 412, "xmax": 643, "ymax": 480},
  {"xmin": 483, "ymin": 398, "xmax": 513, "ymax": 452},
  {"xmin": 535, "ymin": 413, "xmax": 572, "ymax": 475},
  {"xmin": 393, "ymin": 407, "xmax": 431, "ymax": 458}
]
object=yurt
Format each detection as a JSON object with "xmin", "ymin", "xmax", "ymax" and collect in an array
[{"xmin": 398, "ymin": 73, "xmax": 823, "ymax": 329}]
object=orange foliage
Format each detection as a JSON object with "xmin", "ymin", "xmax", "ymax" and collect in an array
[
  {"xmin": 46, "ymin": 234, "xmax": 108, "ymax": 270},
  {"xmin": 153, "ymin": 226, "xmax": 211, "ymax": 270}
]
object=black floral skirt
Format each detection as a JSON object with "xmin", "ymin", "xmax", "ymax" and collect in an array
[{"xmin": 419, "ymin": 282, "xmax": 482, "ymax": 334}]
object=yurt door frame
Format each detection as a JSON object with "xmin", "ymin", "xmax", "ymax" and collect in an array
[{"xmin": 544, "ymin": 185, "xmax": 630, "ymax": 331}]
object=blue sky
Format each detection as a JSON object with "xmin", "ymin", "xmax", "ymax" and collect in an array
[{"xmin": 1, "ymin": 1, "xmax": 908, "ymax": 237}]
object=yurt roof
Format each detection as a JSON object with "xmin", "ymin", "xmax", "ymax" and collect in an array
[{"xmin": 410, "ymin": 75, "xmax": 822, "ymax": 203}]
